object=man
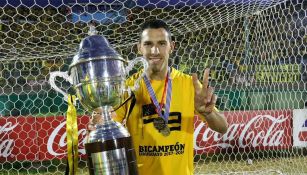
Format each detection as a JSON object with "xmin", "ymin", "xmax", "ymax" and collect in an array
[{"xmin": 90, "ymin": 19, "xmax": 228, "ymax": 175}]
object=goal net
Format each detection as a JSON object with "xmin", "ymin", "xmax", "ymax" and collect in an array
[{"xmin": 0, "ymin": 0, "xmax": 306, "ymax": 174}]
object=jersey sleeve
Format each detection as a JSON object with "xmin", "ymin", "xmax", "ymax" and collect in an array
[{"xmin": 113, "ymin": 73, "xmax": 139, "ymax": 123}]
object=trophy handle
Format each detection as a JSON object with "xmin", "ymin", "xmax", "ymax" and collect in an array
[
  {"xmin": 125, "ymin": 57, "xmax": 148, "ymax": 91},
  {"xmin": 49, "ymin": 71, "xmax": 74, "ymax": 102}
]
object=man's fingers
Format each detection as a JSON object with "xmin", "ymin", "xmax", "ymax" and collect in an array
[
  {"xmin": 192, "ymin": 73, "xmax": 202, "ymax": 93},
  {"xmin": 87, "ymin": 123, "xmax": 96, "ymax": 131},
  {"xmin": 211, "ymin": 94, "xmax": 217, "ymax": 105},
  {"xmin": 202, "ymin": 68, "xmax": 210, "ymax": 91},
  {"xmin": 206, "ymin": 87, "xmax": 214, "ymax": 103},
  {"xmin": 208, "ymin": 94, "xmax": 217, "ymax": 106},
  {"xmin": 88, "ymin": 109, "xmax": 104, "ymax": 133},
  {"xmin": 92, "ymin": 114, "xmax": 103, "ymax": 124}
]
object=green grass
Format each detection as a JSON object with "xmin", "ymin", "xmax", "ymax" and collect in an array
[
  {"xmin": 1, "ymin": 156, "xmax": 307, "ymax": 175},
  {"xmin": 194, "ymin": 156, "xmax": 307, "ymax": 175}
]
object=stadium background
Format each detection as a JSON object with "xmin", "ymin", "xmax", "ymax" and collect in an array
[{"xmin": 0, "ymin": 0, "xmax": 306, "ymax": 174}]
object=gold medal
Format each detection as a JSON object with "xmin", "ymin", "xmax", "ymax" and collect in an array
[
  {"xmin": 160, "ymin": 125, "xmax": 170, "ymax": 136},
  {"xmin": 153, "ymin": 118, "xmax": 165, "ymax": 130},
  {"xmin": 153, "ymin": 118, "xmax": 170, "ymax": 136}
]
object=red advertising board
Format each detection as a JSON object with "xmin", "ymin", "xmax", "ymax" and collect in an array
[
  {"xmin": 36, "ymin": 116, "xmax": 89, "ymax": 160},
  {"xmin": 194, "ymin": 110, "xmax": 293, "ymax": 154},
  {"xmin": 0, "ymin": 116, "xmax": 38, "ymax": 162},
  {"xmin": 0, "ymin": 110, "xmax": 293, "ymax": 161}
]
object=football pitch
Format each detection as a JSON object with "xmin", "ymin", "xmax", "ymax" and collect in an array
[
  {"xmin": 3, "ymin": 156, "xmax": 306, "ymax": 175},
  {"xmin": 194, "ymin": 156, "xmax": 307, "ymax": 175}
]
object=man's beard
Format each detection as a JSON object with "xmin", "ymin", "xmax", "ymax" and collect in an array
[
  {"xmin": 147, "ymin": 59, "xmax": 168, "ymax": 76},
  {"xmin": 151, "ymin": 65, "xmax": 162, "ymax": 73}
]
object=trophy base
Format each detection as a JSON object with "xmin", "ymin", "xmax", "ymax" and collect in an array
[{"xmin": 85, "ymin": 136, "xmax": 138, "ymax": 175}]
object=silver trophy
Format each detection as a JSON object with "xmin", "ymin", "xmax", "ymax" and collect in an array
[{"xmin": 49, "ymin": 30, "xmax": 147, "ymax": 174}]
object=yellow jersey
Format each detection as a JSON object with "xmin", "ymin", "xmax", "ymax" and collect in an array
[{"xmin": 115, "ymin": 68, "xmax": 195, "ymax": 175}]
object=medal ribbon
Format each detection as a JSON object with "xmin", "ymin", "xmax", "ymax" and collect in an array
[
  {"xmin": 151, "ymin": 73, "xmax": 168, "ymax": 114},
  {"xmin": 144, "ymin": 68, "xmax": 172, "ymax": 123},
  {"xmin": 66, "ymin": 95, "xmax": 78, "ymax": 175}
]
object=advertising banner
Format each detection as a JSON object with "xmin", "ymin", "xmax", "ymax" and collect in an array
[
  {"xmin": 194, "ymin": 110, "xmax": 292, "ymax": 154},
  {"xmin": 0, "ymin": 117, "xmax": 38, "ymax": 161},
  {"xmin": 36, "ymin": 116, "xmax": 89, "ymax": 160},
  {"xmin": 0, "ymin": 110, "xmax": 294, "ymax": 161},
  {"xmin": 293, "ymin": 109, "xmax": 307, "ymax": 147}
]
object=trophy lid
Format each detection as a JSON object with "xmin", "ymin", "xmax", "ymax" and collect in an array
[{"xmin": 70, "ymin": 34, "xmax": 125, "ymax": 68}]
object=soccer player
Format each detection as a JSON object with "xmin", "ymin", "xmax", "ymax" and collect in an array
[{"xmin": 89, "ymin": 19, "xmax": 228, "ymax": 175}]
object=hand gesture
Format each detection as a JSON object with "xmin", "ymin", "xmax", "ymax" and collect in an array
[{"xmin": 192, "ymin": 68, "xmax": 217, "ymax": 115}]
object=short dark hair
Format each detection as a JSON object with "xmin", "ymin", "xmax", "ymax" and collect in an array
[{"xmin": 139, "ymin": 19, "xmax": 172, "ymax": 42}]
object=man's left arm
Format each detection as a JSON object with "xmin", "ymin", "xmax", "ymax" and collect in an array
[{"xmin": 192, "ymin": 68, "xmax": 228, "ymax": 134}]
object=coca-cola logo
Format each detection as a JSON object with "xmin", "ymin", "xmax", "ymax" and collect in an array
[
  {"xmin": 194, "ymin": 114, "xmax": 290, "ymax": 151},
  {"xmin": 47, "ymin": 121, "xmax": 87, "ymax": 156},
  {"xmin": 0, "ymin": 122, "xmax": 18, "ymax": 158}
]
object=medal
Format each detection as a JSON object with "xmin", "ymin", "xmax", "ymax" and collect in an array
[
  {"xmin": 153, "ymin": 118, "xmax": 166, "ymax": 130},
  {"xmin": 160, "ymin": 125, "xmax": 170, "ymax": 136},
  {"xmin": 144, "ymin": 68, "xmax": 173, "ymax": 136},
  {"xmin": 153, "ymin": 118, "xmax": 170, "ymax": 136}
]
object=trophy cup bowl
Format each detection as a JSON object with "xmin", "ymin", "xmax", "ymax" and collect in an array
[{"xmin": 69, "ymin": 35, "xmax": 125, "ymax": 110}]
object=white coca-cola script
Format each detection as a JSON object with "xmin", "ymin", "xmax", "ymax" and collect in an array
[
  {"xmin": 0, "ymin": 122, "xmax": 18, "ymax": 158},
  {"xmin": 47, "ymin": 121, "xmax": 87, "ymax": 156},
  {"xmin": 194, "ymin": 114, "xmax": 289, "ymax": 151}
]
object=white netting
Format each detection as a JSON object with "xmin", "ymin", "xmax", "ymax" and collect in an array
[{"xmin": 0, "ymin": 0, "xmax": 306, "ymax": 174}]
